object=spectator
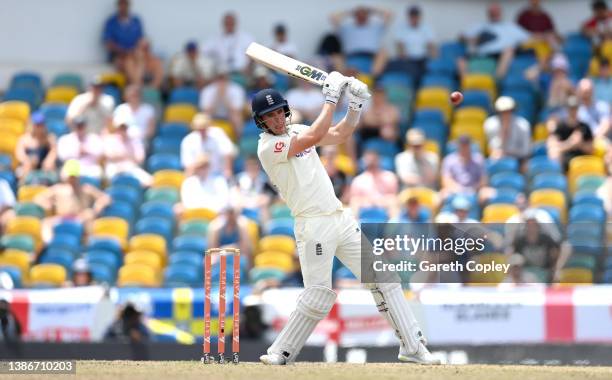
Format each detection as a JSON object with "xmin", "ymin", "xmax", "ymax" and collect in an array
[
  {"xmin": 502, "ymin": 254, "xmax": 540, "ymax": 284},
  {"xmin": 102, "ymin": 0, "xmax": 144, "ymax": 70},
  {"xmin": 358, "ymin": 85, "xmax": 399, "ymax": 143},
  {"xmin": 543, "ymin": 54, "xmax": 574, "ymax": 110},
  {"xmin": 0, "ymin": 299, "xmax": 22, "ymax": 343},
  {"xmin": 14, "ymin": 112, "xmax": 58, "ymax": 184},
  {"xmin": 393, "ymin": 5, "xmax": 436, "ymax": 83},
  {"xmin": 34, "ymin": 160, "xmax": 110, "ymax": 243},
  {"xmin": 271, "ymin": 24, "xmax": 297, "ymax": 58},
  {"xmin": 202, "ymin": 12, "xmax": 254, "ymax": 74},
  {"xmin": 592, "ymin": 58, "xmax": 612, "ymax": 103},
  {"xmin": 516, "ymin": 0, "xmax": 560, "ymax": 48},
  {"xmin": 460, "ymin": 2, "xmax": 529, "ymax": 78},
  {"xmin": 249, "ymin": 66, "xmax": 276, "ymax": 100},
  {"xmin": 435, "ymin": 196, "xmax": 478, "ymax": 223},
  {"xmin": 581, "ymin": 0, "xmax": 612, "ymax": 47},
  {"xmin": 57, "ymin": 116, "xmax": 104, "ymax": 179},
  {"xmin": 125, "ymin": 38, "xmax": 164, "ymax": 89},
  {"xmin": 104, "ymin": 303, "xmax": 149, "ymax": 343},
  {"xmin": 547, "ymin": 96, "xmax": 594, "ymax": 171},
  {"xmin": 285, "ymin": 80, "xmax": 325, "ymax": 124},
  {"xmin": 234, "ymin": 156, "xmax": 272, "ymax": 214},
  {"xmin": 397, "ymin": 195, "xmax": 431, "ymax": 223},
  {"xmin": 484, "ymin": 96, "xmax": 532, "ymax": 160},
  {"xmin": 330, "ymin": 6, "xmax": 393, "ymax": 76},
  {"xmin": 199, "ymin": 66, "xmax": 246, "ymax": 137},
  {"xmin": 207, "ymin": 205, "xmax": 252, "ymax": 261},
  {"xmin": 102, "ymin": 117, "xmax": 152, "ymax": 186},
  {"xmin": 178, "ymin": 154, "xmax": 231, "ymax": 213},
  {"xmin": 66, "ymin": 76, "xmax": 115, "ymax": 134},
  {"xmin": 320, "ymin": 145, "xmax": 350, "ymax": 204},
  {"xmin": 113, "ymin": 85, "xmax": 156, "ymax": 143},
  {"xmin": 576, "ymin": 78, "xmax": 610, "ymax": 134},
  {"xmin": 349, "ymin": 149, "xmax": 398, "ymax": 215},
  {"xmin": 395, "ymin": 128, "xmax": 439, "ymax": 189},
  {"xmin": 180, "ymin": 113, "xmax": 236, "ymax": 178},
  {"xmin": 169, "ymin": 41, "xmax": 214, "ymax": 89},
  {"xmin": 70, "ymin": 259, "xmax": 94, "ymax": 287},
  {"xmin": 441, "ymin": 135, "xmax": 487, "ymax": 199},
  {"xmin": 0, "ymin": 179, "xmax": 15, "ymax": 235}
]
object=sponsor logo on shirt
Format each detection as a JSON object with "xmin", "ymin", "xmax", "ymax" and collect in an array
[
  {"xmin": 274, "ymin": 141, "xmax": 285, "ymax": 153},
  {"xmin": 315, "ymin": 242, "xmax": 322, "ymax": 256},
  {"xmin": 294, "ymin": 148, "xmax": 312, "ymax": 158}
]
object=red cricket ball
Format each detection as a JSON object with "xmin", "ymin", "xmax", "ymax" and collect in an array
[{"xmin": 450, "ymin": 91, "xmax": 463, "ymax": 105}]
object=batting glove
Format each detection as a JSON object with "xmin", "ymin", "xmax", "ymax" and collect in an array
[
  {"xmin": 322, "ymin": 71, "xmax": 351, "ymax": 104},
  {"xmin": 347, "ymin": 78, "xmax": 370, "ymax": 111}
]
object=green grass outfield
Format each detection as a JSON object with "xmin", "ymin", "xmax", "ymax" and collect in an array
[{"xmin": 20, "ymin": 361, "xmax": 612, "ymax": 380}]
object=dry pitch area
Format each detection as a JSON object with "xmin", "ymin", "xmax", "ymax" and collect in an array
[{"xmin": 18, "ymin": 361, "xmax": 612, "ymax": 380}]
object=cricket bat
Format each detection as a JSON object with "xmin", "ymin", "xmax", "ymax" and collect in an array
[{"xmin": 246, "ymin": 42, "xmax": 328, "ymax": 86}]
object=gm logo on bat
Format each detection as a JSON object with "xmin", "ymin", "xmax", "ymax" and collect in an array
[{"xmin": 295, "ymin": 65, "xmax": 327, "ymax": 81}]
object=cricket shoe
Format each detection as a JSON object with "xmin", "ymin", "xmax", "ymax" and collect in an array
[
  {"xmin": 398, "ymin": 343, "xmax": 441, "ymax": 365},
  {"xmin": 260, "ymin": 353, "xmax": 287, "ymax": 365}
]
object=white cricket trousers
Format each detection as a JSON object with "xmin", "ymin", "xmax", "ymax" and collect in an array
[{"xmin": 294, "ymin": 208, "xmax": 362, "ymax": 288}]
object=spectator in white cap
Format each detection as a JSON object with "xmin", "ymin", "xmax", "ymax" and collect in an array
[
  {"xmin": 395, "ymin": 128, "xmax": 439, "ymax": 189},
  {"xmin": 112, "ymin": 85, "xmax": 156, "ymax": 144},
  {"xmin": 484, "ymin": 96, "xmax": 531, "ymax": 160}
]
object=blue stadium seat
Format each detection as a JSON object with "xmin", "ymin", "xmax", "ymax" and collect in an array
[
  {"xmin": 572, "ymin": 192, "xmax": 604, "ymax": 208},
  {"xmin": 413, "ymin": 109, "xmax": 446, "ymax": 126},
  {"xmin": 169, "ymin": 87, "xmax": 200, "ymax": 106},
  {"xmin": 242, "ymin": 119, "xmax": 260, "ymax": 138},
  {"xmin": 569, "ymin": 237, "xmax": 603, "ymax": 256},
  {"xmin": 531, "ymin": 173, "xmax": 568, "ymax": 193},
  {"xmin": 135, "ymin": 217, "xmax": 174, "ymax": 242},
  {"xmin": 10, "ymin": 72, "xmax": 43, "ymax": 91},
  {"xmin": 89, "ymin": 263, "xmax": 115, "ymax": 285},
  {"xmin": 172, "ymin": 235, "xmax": 207, "ymax": 254},
  {"xmin": 80, "ymin": 176, "xmax": 102, "ymax": 189},
  {"xmin": 569, "ymin": 204, "xmax": 606, "ymax": 224},
  {"xmin": 106, "ymin": 185, "xmax": 141, "ymax": 205},
  {"xmin": 158, "ymin": 123, "xmax": 191, "ymax": 139},
  {"xmin": 0, "ymin": 266, "xmax": 22, "ymax": 288},
  {"xmin": 539, "ymin": 206, "xmax": 561, "ymax": 226},
  {"xmin": 378, "ymin": 71, "xmax": 412, "ymax": 88},
  {"xmin": 40, "ymin": 104, "xmax": 68, "ymax": 121},
  {"xmin": 490, "ymin": 172, "xmax": 526, "ymax": 192},
  {"xmin": 53, "ymin": 220, "xmax": 84, "ymax": 239},
  {"xmin": 104, "ymin": 85, "xmax": 122, "ymax": 105},
  {"xmin": 140, "ymin": 201, "xmax": 175, "ymax": 222},
  {"xmin": 488, "ymin": 188, "xmax": 520, "ymax": 205},
  {"xmin": 363, "ymin": 138, "xmax": 399, "ymax": 157},
  {"xmin": 527, "ymin": 156, "xmax": 561, "ymax": 178},
  {"xmin": 0, "ymin": 154, "xmax": 13, "ymax": 170},
  {"xmin": 164, "ymin": 264, "xmax": 201, "ymax": 287},
  {"xmin": 532, "ymin": 142, "xmax": 547, "ymax": 157},
  {"xmin": 3, "ymin": 87, "xmax": 39, "ymax": 109},
  {"xmin": 86, "ymin": 238, "xmax": 123, "ymax": 262},
  {"xmin": 48, "ymin": 234, "xmax": 80, "ymax": 253},
  {"xmin": 346, "ymin": 55, "xmax": 373, "ymax": 74},
  {"xmin": 0, "ymin": 171, "xmax": 17, "ymax": 194},
  {"xmin": 458, "ymin": 90, "xmax": 491, "ymax": 112},
  {"xmin": 152, "ymin": 136, "xmax": 182, "ymax": 155},
  {"xmin": 111, "ymin": 174, "xmax": 143, "ymax": 192},
  {"xmin": 85, "ymin": 250, "xmax": 122, "ymax": 272},
  {"xmin": 426, "ymin": 57, "xmax": 456, "ymax": 76},
  {"xmin": 567, "ymin": 223, "xmax": 603, "ymax": 242},
  {"xmin": 439, "ymin": 41, "xmax": 466, "ymax": 60},
  {"xmin": 169, "ymin": 251, "xmax": 203, "ymax": 267},
  {"xmin": 101, "ymin": 201, "xmax": 136, "ymax": 223},
  {"xmin": 421, "ymin": 74, "xmax": 455, "ymax": 90},
  {"xmin": 47, "ymin": 120, "xmax": 71, "ymax": 137},
  {"xmin": 486, "ymin": 157, "xmax": 519, "ymax": 176},
  {"xmin": 147, "ymin": 153, "xmax": 182, "ymax": 173},
  {"xmin": 40, "ymin": 249, "xmax": 74, "ymax": 274},
  {"xmin": 358, "ymin": 207, "xmax": 389, "ymax": 222},
  {"xmin": 51, "ymin": 73, "xmax": 84, "ymax": 91},
  {"xmin": 265, "ymin": 218, "xmax": 294, "ymax": 237}
]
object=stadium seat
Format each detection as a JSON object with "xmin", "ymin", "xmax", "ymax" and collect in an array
[
  {"xmin": 158, "ymin": 122, "xmax": 190, "ymax": 139},
  {"xmin": 145, "ymin": 186, "xmax": 180, "ymax": 204},
  {"xmin": 125, "ymin": 250, "xmax": 164, "ymax": 271},
  {"xmin": 39, "ymin": 249, "xmax": 75, "ymax": 273},
  {"xmin": 486, "ymin": 157, "xmax": 519, "ymax": 176},
  {"xmin": 1, "ymin": 234, "xmax": 35, "ymax": 253},
  {"xmin": 258, "ymin": 235, "xmax": 295, "ymax": 255},
  {"xmin": 30, "ymin": 263, "xmax": 67, "ymax": 288},
  {"xmin": 152, "ymin": 170, "xmax": 185, "ymax": 190},
  {"xmin": 346, "ymin": 55, "xmax": 373, "ymax": 74},
  {"xmin": 0, "ymin": 117, "xmax": 25, "ymax": 136},
  {"xmin": 134, "ymin": 217, "xmax": 174, "ymax": 243},
  {"xmin": 0, "ymin": 135, "xmax": 18, "ymax": 161},
  {"xmin": 39, "ymin": 103, "xmax": 68, "ymax": 122},
  {"xmin": 467, "ymin": 57, "xmax": 497, "ymax": 75},
  {"xmin": 171, "ymin": 235, "xmax": 207, "ymax": 254},
  {"xmin": 481, "ymin": 204, "xmax": 520, "ymax": 223},
  {"xmin": 152, "ymin": 136, "xmax": 182, "ymax": 155},
  {"xmin": 0, "ymin": 100, "xmax": 30, "ymax": 123},
  {"xmin": 142, "ymin": 86, "xmax": 162, "ymax": 109},
  {"xmin": 0, "ymin": 266, "xmax": 23, "ymax": 288},
  {"xmin": 569, "ymin": 204, "xmax": 606, "ymax": 224},
  {"xmin": 140, "ymin": 201, "xmax": 175, "ymax": 222},
  {"xmin": 531, "ymin": 173, "xmax": 568, "ymax": 193},
  {"xmin": 48, "ymin": 234, "xmax": 80, "ymax": 253},
  {"xmin": 3, "ymin": 87, "xmax": 39, "ymax": 110},
  {"xmin": 254, "ymin": 251, "xmax": 295, "ymax": 272},
  {"xmin": 454, "ymin": 107, "xmax": 488, "ymax": 125},
  {"xmin": 117, "ymin": 263, "xmax": 160, "ymax": 287},
  {"xmin": 164, "ymin": 263, "xmax": 201, "ymax": 287},
  {"xmin": 469, "ymin": 253, "xmax": 507, "ymax": 284},
  {"xmin": 270, "ymin": 204, "xmax": 292, "ymax": 220},
  {"xmin": 169, "ymin": 87, "xmax": 199, "ymax": 106},
  {"xmin": 10, "ymin": 72, "xmax": 42, "ymax": 90},
  {"xmin": 564, "ymin": 254, "xmax": 597, "ymax": 271},
  {"xmin": 163, "ymin": 104, "xmax": 197, "ymax": 123},
  {"xmin": 378, "ymin": 71, "xmax": 413, "ymax": 88},
  {"xmin": 44, "ymin": 86, "xmax": 78, "ymax": 104},
  {"xmin": 490, "ymin": 172, "xmax": 526, "ymax": 192},
  {"xmin": 14, "ymin": 202, "xmax": 45, "ymax": 219},
  {"xmin": 181, "ymin": 207, "xmax": 217, "ymax": 222},
  {"xmin": 6, "ymin": 216, "xmax": 41, "ymax": 244},
  {"xmin": 92, "ymin": 217, "xmax": 130, "ymax": 244},
  {"xmin": 572, "ymin": 191, "xmax": 604, "ymax": 208},
  {"xmin": 488, "ymin": 188, "xmax": 520, "ymax": 205},
  {"xmin": 529, "ymin": 189, "xmax": 567, "ymax": 223},
  {"xmin": 421, "ymin": 74, "xmax": 455, "ymax": 89},
  {"xmin": 398, "ymin": 187, "xmax": 439, "ymax": 211},
  {"xmin": 415, "ymin": 87, "xmax": 451, "ymax": 121},
  {"xmin": 458, "ymin": 90, "xmax": 492, "ymax": 113},
  {"xmin": 111, "ymin": 174, "xmax": 143, "ymax": 191},
  {"xmin": 85, "ymin": 250, "xmax": 122, "ymax": 273},
  {"xmin": 129, "ymin": 234, "xmax": 167, "ymax": 263},
  {"xmin": 265, "ymin": 218, "xmax": 294, "ymax": 237},
  {"xmin": 359, "ymin": 207, "xmax": 389, "ymax": 222},
  {"xmin": 168, "ymin": 251, "xmax": 203, "ymax": 268},
  {"xmin": 99, "ymin": 72, "xmax": 126, "ymax": 88},
  {"xmin": 0, "ymin": 249, "xmax": 31, "ymax": 281},
  {"xmin": 86, "ymin": 237, "xmax": 123, "ymax": 259},
  {"xmin": 575, "ymin": 175, "xmax": 606, "ymax": 193},
  {"xmin": 106, "ymin": 185, "xmax": 141, "ymax": 205},
  {"xmin": 51, "ymin": 73, "xmax": 83, "ymax": 91},
  {"xmin": 527, "ymin": 156, "xmax": 562, "ymax": 179},
  {"xmin": 558, "ymin": 267, "xmax": 593, "ymax": 284},
  {"xmin": 568, "ymin": 155, "xmax": 605, "ymax": 193},
  {"xmin": 17, "ymin": 185, "xmax": 47, "ymax": 202},
  {"xmin": 178, "ymin": 220, "xmax": 209, "ymax": 236},
  {"xmin": 461, "ymin": 73, "xmax": 496, "ymax": 100},
  {"xmin": 449, "ymin": 122, "xmax": 486, "ymax": 151},
  {"xmin": 249, "ymin": 267, "xmax": 286, "ymax": 283},
  {"xmin": 147, "ymin": 153, "xmax": 182, "ymax": 173},
  {"xmin": 426, "ymin": 57, "xmax": 456, "ymax": 76},
  {"xmin": 101, "ymin": 201, "xmax": 136, "ymax": 223},
  {"xmin": 89, "ymin": 263, "xmax": 115, "ymax": 285}
]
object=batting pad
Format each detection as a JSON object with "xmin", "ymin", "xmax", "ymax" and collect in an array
[
  {"xmin": 268, "ymin": 285, "xmax": 337, "ymax": 363},
  {"xmin": 370, "ymin": 283, "xmax": 424, "ymax": 355}
]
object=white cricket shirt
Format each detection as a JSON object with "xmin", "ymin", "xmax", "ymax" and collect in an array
[{"xmin": 257, "ymin": 124, "xmax": 343, "ymax": 218}]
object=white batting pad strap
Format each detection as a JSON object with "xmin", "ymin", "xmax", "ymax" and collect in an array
[
  {"xmin": 268, "ymin": 286, "xmax": 337, "ymax": 363},
  {"xmin": 372, "ymin": 283, "xmax": 424, "ymax": 355}
]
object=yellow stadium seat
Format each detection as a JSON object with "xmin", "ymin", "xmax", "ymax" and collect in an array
[
  {"xmin": 181, "ymin": 208, "xmax": 217, "ymax": 222},
  {"xmin": 0, "ymin": 134, "xmax": 18, "ymax": 158},
  {"xmin": 334, "ymin": 154, "xmax": 357, "ymax": 176},
  {"xmin": 258, "ymin": 235, "xmax": 296, "ymax": 256},
  {"xmin": 212, "ymin": 119, "xmax": 236, "ymax": 142},
  {"xmin": 129, "ymin": 234, "xmax": 167, "ymax": 264},
  {"xmin": 601, "ymin": 40, "xmax": 612, "ymax": 63},
  {"xmin": 99, "ymin": 72, "xmax": 126, "ymax": 89},
  {"xmin": 30, "ymin": 263, "xmax": 67, "ymax": 287},
  {"xmin": 0, "ymin": 101, "xmax": 30, "ymax": 123},
  {"xmin": 0, "ymin": 249, "xmax": 31, "ymax": 281},
  {"xmin": 568, "ymin": 155, "xmax": 605, "ymax": 193},
  {"xmin": 529, "ymin": 189, "xmax": 567, "ymax": 223},
  {"xmin": 469, "ymin": 253, "xmax": 507, "ymax": 284},
  {"xmin": 246, "ymin": 219, "xmax": 260, "ymax": 253},
  {"xmin": 44, "ymin": 86, "xmax": 78, "ymax": 104},
  {"xmin": 558, "ymin": 268, "xmax": 593, "ymax": 284},
  {"xmin": 356, "ymin": 73, "xmax": 374, "ymax": 88},
  {"xmin": 593, "ymin": 137, "xmax": 607, "ymax": 158},
  {"xmin": 153, "ymin": 170, "xmax": 185, "ymax": 190},
  {"xmin": 125, "ymin": 250, "xmax": 164, "ymax": 271},
  {"xmin": 398, "ymin": 187, "xmax": 439, "ymax": 211},
  {"xmin": 422, "ymin": 140, "xmax": 440, "ymax": 157},
  {"xmin": 453, "ymin": 107, "xmax": 488, "ymax": 125},
  {"xmin": 415, "ymin": 87, "xmax": 451, "ymax": 121},
  {"xmin": 0, "ymin": 118, "xmax": 26, "ymax": 136},
  {"xmin": 6, "ymin": 217, "xmax": 42, "ymax": 249},
  {"xmin": 533, "ymin": 122, "xmax": 548, "ymax": 143},
  {"xmin": 450, "ymin": 122, "xmax": 486, "ymax": 152},
  {"xmin": 164, "ymin": 104, "xmax": 197, "ymax": 123},
  {"xmin": 254, "ymin": 251, "xmax": 295, "ymax": 272},
  {"xmin": 521, "ymin": 39, "xmax": 553, "ymax": 62},
  {"xmin": 118, "ymin": 263, "xmax": 160, "ymax": 287},
  {"xmin": 481, "ymin": 204, "xmax": 520, "ymax": 223},
  {"xmin": 18, "ymin": 185, "xmax": 47, "ymax": 202},
  {"xmin": 461, "ymin": 74, "xmax": 496, "ymax": 100},
  {"xmin": 92, "ymin": 217, "xmax": 129, "ymax": 243},
  {"xmin": 589, "ymin": 57, "xmax": 600, "ymax": 77}
]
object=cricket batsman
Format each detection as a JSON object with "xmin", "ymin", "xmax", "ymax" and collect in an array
[{"xmin": 252, "ymin": 72, "xmax": 440, "ymax": 365}]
